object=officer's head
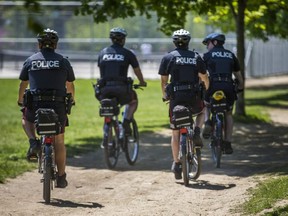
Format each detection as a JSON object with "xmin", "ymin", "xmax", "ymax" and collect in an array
[
  {"xmin": 109, "ymin": 27, "xmax": 127, "ymax": 46},
  {"xmin": 172, "ymin": 29, "xmax": 191, "ymax": 49},
  {"xmin": 202, "ymin": 33, "xmax": 225, "ymax": 50},
  {"xmin": 37, "ymin": 28, "xmax": 59, "ymax": 49}
]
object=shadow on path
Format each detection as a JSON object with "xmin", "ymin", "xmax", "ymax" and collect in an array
[{"xmin": 66, "ymin": 120, "xmax": 288, "ymax": 179}]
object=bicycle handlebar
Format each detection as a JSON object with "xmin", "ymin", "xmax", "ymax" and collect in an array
[{"xmin": 133, "ymin": 84, "xmax": 147, "ymax": 90}]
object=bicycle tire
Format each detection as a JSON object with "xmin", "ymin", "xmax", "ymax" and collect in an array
[
  {"xmin": 43, "ymin": 146, "xmax": 52, "ymax": 204},
  {"xmin": 124, "ymin": 119, "xmax": 139, "ymax": 165},
  {"xmin": 103, "ymin": 122, "xmax": 120, "ymax": 169},
  {"xmin": 189, "ymin": 146, "xmax": 201, "ymax": 180},
  {"xmin": 181, "ymin": 134, "xmax": 189, "ymax": 186},
  {"xmin": 38, "ymin": 147, "xmax": 43, "ymax": 174},
  {"xmin": 211, "ymin": 118, "xmax": 222, "ymax": 168}
]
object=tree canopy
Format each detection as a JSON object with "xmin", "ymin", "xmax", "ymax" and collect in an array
[
  {"xmin": 74, "ymin": 0, "xmax": 288, "ymax": 40},
  {"xmin": 19, "ymin": 0, "xmax": 288, "ymax": 115}
]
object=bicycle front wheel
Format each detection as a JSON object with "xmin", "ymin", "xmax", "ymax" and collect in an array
[
  {"xmin": 103, "ymin": 122, "xmax": 120, "ymax": 169},
  {"xmin": 43, "ymin": 146, "xmax": 52, "ymax": 204},
  {"xmin": 188, "ymin": 146, "xmax": 201, "ymax": 180},
  {"xmin": 124, "ymin": 119, "xmax": 139, "ymax": 165}
]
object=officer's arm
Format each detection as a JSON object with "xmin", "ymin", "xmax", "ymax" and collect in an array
[
  {"xmin": 66, "ymin": 81, "xmax": 75, "ymax": 101},
  {"xmin": 199, "ymin": 72, "xmax": 209, "ymax": 90},
  {"xmin": 161, "ymin": 75, "xmax": 169, "ymax": 99},
  {"xmin": 17, "ymin": 80, "xmax": 29, "ymax": 106},
  {"xmin": 233, "ymin": 71, "xmax": 244, "ymax": 90},
  {"xmin": 133, "ymin": 67, "xmax": 146, "ymax": 86}
]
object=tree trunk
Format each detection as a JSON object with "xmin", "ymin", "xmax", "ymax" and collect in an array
[{"xmin": 235, "ymin": 0, "xmax": 246, "ymax": 116}]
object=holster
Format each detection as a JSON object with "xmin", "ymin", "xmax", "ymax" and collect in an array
[
  {"xmin": 23, "ymin": 89, "xmax": 33, "ymax": 109},
  {"xmin": 199, "ymin": 82, "xmax": 206, "ymax": 100},
  {"xmin": 66, "ymin": 93, "xmax": 73, "ymax": 114}
]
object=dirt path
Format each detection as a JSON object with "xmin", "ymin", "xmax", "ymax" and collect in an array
[{"xmin": 0, "ymin": 77, "xmax": 287, "ymax": 216}]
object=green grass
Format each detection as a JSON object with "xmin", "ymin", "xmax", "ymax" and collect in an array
[{"xmin": 241, "ymin": 166, "xmax": 288, "ymax": 215}]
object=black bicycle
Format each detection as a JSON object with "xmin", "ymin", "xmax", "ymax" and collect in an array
[
  {"xmin": 208, "ymin": 90, "xmax": 227, "ymax": 168},
  {"xmin": 99, "ymin": 84, "xmax": 145, "ymax": 169},
  {"xmin": 172, "ymin": 105, "xmax": 202, "ymax": 186},
  {"xmin": 35, "ymin": 108, "xmax": 61, "ymax": 204}
]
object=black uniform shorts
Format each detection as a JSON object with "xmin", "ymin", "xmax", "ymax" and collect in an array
[
  {"xmin": 205, "ymin": 81, "xmax": 236, "ymax": 111},
  {"xmin": 23, "ymin": 101, "xmax": 68, "ymax": 134},
  {"xmin": 169, "ymin": 91, "xmax": 204, "ymax": 129},
  {"xmin": 99, "ymin": 85, "xmax": 137, "ymax": 105}
]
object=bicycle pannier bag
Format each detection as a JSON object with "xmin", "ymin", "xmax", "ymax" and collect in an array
[
  {"xmin": 172, "ymin": 105, "xmax": 193, "ymax": 129},
  {"xmin": 99, "ymin": 98, "xmax": 119, "ymax": 117},
  {"xmin": 35, "ymin": 108, "xmax": 61, "ymax": 135}
]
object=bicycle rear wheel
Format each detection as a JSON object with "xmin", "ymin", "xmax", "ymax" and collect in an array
[
  {"xmin": 124, "ymin": 119, "xmax": 139, "ymax": 165},
  {"xmin": 188, "ymin": 145, "xmax": 201, "ymax": 180},
  {"xmin": 211, "ymin": 120, "xmax": 223, "ymax": 168},
  {"xmin": 103, "ymin": 122, "xmax": 120, "ymax": 169},
  {"xmin": 43, "ymin": 146, "xmax": 52, "ymax": 204},
  {"xmin": 181, "ymin": 134, "xmax": 189, "ymax": 186}
]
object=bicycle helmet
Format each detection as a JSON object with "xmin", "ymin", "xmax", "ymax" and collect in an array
[
  {"xmin": 109, "ymin": 27, "xmax": 127, "ymax": 39},
  {"xmin": 202, "ymin": 33, "xmax": 225, "ymax": 45},
  {"xmin": 172, "ymin": 29, "xmax": 191, "ymax": 48},
  {"xmin": 37, "ymin": 28, "xmax": 59, "ymax": 48}
]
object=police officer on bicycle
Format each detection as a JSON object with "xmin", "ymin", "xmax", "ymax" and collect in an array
[
  {"xmin": 17, "ymin": 28, "xmax": 75, "ymax": 188},
  {"xmin": 202, "ymin": 33, "xmax": 244, "ymax": 154},
  {"xmin": 159, "ymin": 29, "xmax": 209, "ymax": 180},
  {"xmin": 95, "ymin": 27, "xmax": 147, "ymax": 134}
]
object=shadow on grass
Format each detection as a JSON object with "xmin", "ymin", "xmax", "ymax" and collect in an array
[
  {"xmin": 246, "ymin": 84, "xmax": 288, "ymax": 110},
  {"xmin": 66, "ymin": 137, "xmax": 102, "ymax": 158}
]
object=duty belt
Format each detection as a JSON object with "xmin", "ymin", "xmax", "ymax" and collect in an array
[
  {"xmin": 33, "ymin": 95, "xmax": 65, "ymax": 102},
  {"xmin": 212, "ymin": 77, "xmax": 232, "ymax": 82},
  {"xmin": 106, "ymin": 81, "xmax": 126, "ymax": 86},
  {"xmin": 173, "ymin": 84, "xmax": 197, "ymax": 92}
]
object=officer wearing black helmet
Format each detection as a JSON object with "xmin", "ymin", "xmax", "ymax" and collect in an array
[
  {"xmin": 96, "ymin": 27, "xmax": 146, "ymax": 134},
  {"xmin": 17, "ymin": 28, "xmax": 75, "ymax": 188},
  {"xmin": 159, "ymin": 29, "xmax": 209, "ymax": 180},
  {"xmin": 202, "ymin": 32, "xmax": 244, "ymax": 154}
]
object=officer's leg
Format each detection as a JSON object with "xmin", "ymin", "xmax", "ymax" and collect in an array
[
  {"xmin": 124, "ymin": 99, "xmax": 138, "ymax": 120},
  {"xmin": 122, "ymin": 90, "xmax": 138, "ymax": 135},
  {"xmin": 225, "ymin": 110, "xmax": 233, "ymax": 142},
  {"xmin": 54, "ymin": 133, "xmax": 66, "ymax": 176},
  {"xmin": 23, "ymin": 109, "xmax": 40, "ymax": 160},
  {"xmin": 22, "ymin": 118, "xmax": 37, "ymax": 140}
]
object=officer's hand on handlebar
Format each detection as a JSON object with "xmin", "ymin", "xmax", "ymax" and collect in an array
[
  {"xmin": 162, "ymin": 95, "xmax": 169, "ymax": 102},
  {"xmin": 139, "ymin": 81, "xmax": 147, "ymax": 87},
  {"xmin": 17, "ymin": 101, "xmax": 23, "ymax": 107}
]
